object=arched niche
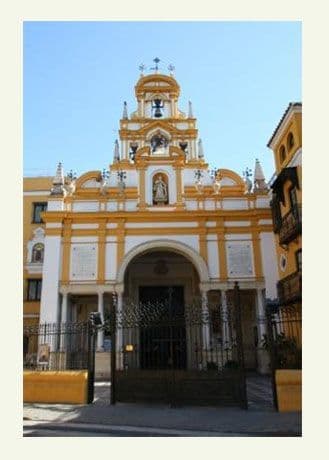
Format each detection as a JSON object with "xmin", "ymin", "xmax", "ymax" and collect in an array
[{"xmin": 152, "ymin": 172, "xmax": 169, "ymax": 205}]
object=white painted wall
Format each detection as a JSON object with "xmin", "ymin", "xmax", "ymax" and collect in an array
[
  {"xmin": 207, "ymin": 239, "xmax": 219, "ymax": 278},
  {"xmin": 39, "ymin": 235, "xmax": 62, "ymax": 323},
  {"xmin": 204, "ymin": 200, "xmax": 216, "ymax": 210},
  {"xmin": 125, "ymin": 200, "xmax": 138, "ymax": 211},
  {"xmin": 72, "ymin": 201, "xmax": 99, "ymax": 212},
  {"xmin": 225, "ymin": 233, "xmax": 252, "ymax": 240},
  {"xmin": 125, "ymin": 222, "xmax": 198, "ymax": 228},
  {"xmin": 71, "ymin": 224, "xmax": 99, "ymax": 229},
  {"xmin": 185, "ymin": 200, "xmax": 198, "ymax": 210},
  {"xmin": 105, "ymin": 242, "xmax": 117, "ymax": 280},
  {"xmin": 255, "ymin": 197, "xmax": 271, "ymax": 208},
  {"xmin": 125, "ymin": 235, "xmax": 200, "ymax": 255},
  {"xmin": 222, "ymin": 199, "xmax": 248, "ymax": 210},
  {"xmin": 47, "ymin": 200, "xmax": 64, "ymax": 211},
  {"xmin": 224, "ymin": 221, "xmax": 250, "ymax": 227},
  {"xmin": 107, "ymin": 201, "xmax": 117, "ymax": 212},
  {"xmin": 259, "ymin": 232, "xmax": 279, "ymax": 300}
]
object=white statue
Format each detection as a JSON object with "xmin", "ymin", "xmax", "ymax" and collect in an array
[{"xmin": 153, "ymin": 175, "xmax": 168, "ymax": 204}]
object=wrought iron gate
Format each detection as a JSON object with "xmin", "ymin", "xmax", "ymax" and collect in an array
[{"xmin": 110, "ymin": 283, "xmax": 247, "ymax": 407}]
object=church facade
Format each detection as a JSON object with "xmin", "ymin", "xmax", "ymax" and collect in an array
[{"xmin": 23, "ymin": 69, "xmax": 279, "ymax": 374}]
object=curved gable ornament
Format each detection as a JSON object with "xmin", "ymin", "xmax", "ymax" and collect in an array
[
  {"xmin": 75, "ymin": 171, "xmax": 102, "ymax": 189},
  {"xmin": 218, "ymin": 169, "xmax": 245, "ymax": 191},
  {"xmin": 116, "ymin": 239, "xmax": 210, "ymax": 285}
]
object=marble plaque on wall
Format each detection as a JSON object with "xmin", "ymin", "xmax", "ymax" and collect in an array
[
  {"xmin": 226, "ymin": 241, "xmax": 254, "ymax": 277},
  {"xmin": 71, "ymin": 244, "xmax": 97, "ymax": 280}
]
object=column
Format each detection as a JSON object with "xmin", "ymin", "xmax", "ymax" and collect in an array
[
  {"xmin": 59, "ymin": 292, "xmax": 68, "ymax": 352},
  {"xmin": 61, "ymin": 292, "xmax": 68, "ymax": 323},
  {"xmin": 256, "ymin": 288, "xmax": 269, "ymax": 374},
  {"xmin": 115, "ymin": 290, "xmax": 124, "ymax": 370},
  {"xmin": 171, "ymin": 99, "xmax": 175, "ymax": 117},
  {"xmin": 97, "ymin": 291, "xmax": 104, "ymax": 351},
  {"xmin": 221, "ymin": 290, "xmax": 230, "ymax": 348},
  {"xmin": 201, "ymin": 289, "xmax": 210, "ymax": 349}
]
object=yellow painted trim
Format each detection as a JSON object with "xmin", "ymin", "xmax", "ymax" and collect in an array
[
  {"xmin": 75, "ymin": 170, "xmax": 101, "ymax": 189},
  {"xmin": 175, "ymin": 166, "xmax": 183, "ymax": 205},
  {"xmin": 23, "ymin": 371, "xmax": 88, "ymax": 404},
  {"xmin": 139, "ymin": 168, "xmax": 146, "ymax": 209},
  {"xmin": 198, "ymin": 221, "xmax": 208, "ymax": 265},
  {"xmin": 218, "ymin": 232, "xmax": 228, "ymax": 281},
  {"xmin": 45, "ymin": 228, "xmax": 62, "ymax": 236},
  {"xmin": 41, "ymin": 208, "xmax": 272, "ymax": 222},
  {"xmin": 117, "ymin": 221, "xmax": 125, "ymax": 269}
]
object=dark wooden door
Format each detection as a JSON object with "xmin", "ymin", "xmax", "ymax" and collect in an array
[{"xmin": 139, "ymin": 286, "xmax": 186, "ymax": 370}]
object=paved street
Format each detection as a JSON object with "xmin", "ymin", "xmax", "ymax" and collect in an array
[{"xmin": 23, "ymin": 377, "xmax": 301, "ymax": 437}]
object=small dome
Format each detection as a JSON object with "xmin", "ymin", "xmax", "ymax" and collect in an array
[{"xmin": 135, "ymin": 73, "xmax": 180, "ymax": 98}]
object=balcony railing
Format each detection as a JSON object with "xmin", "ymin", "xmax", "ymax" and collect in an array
[
  {"xmin": 279, "ymin": 205, "xmax": 302, "ymax": 245},
  {"xmin": 277, "ymin": 271, "xmax": 302, "ymax": 306}
]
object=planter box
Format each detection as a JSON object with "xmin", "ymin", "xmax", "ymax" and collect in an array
[
  {"xmin": 275, "ymin": 369, "xmax": 301, "ymax": 412},
  {"xmin": 23, "ymin": 370, "xmax": 88, "ymax": 404}
]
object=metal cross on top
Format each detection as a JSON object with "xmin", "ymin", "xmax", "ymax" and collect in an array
[{"xmin": 151, "ymin": 57, "xmax": 161, "ymax": 71}]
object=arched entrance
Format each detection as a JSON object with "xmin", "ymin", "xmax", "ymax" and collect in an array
[
  {"xmin": 122, "ymin": 250, "xmax": 201, "ymax": 372},
  {"xmin": 111, "ymin": 242, "xmax": 247, "ymax": 407}
]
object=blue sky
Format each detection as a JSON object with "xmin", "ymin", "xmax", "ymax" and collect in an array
[{"xmin": 23, "ymin": 21, "xmax": 301, "ymax": 181}]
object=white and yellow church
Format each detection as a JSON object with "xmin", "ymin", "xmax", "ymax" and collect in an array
[{"xmin": 23, "ymin": 67, "xmax": 279, "ymax": 374}]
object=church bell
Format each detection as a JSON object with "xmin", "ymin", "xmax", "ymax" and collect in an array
[{"xmin": 152, "ymin": 99, "xmax": 163, "ymax": 118}]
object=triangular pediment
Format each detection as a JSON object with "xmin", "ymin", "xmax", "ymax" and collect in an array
[{"xmin": 139, "ymin": 120, "xmax": 183, "ymax": 137}]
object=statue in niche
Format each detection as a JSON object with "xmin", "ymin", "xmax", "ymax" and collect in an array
[
  {"xmin": 151, "ymin": 134, "xmax": 168, "ymax": 153},
  {"xmin": 153, "ymin": 175, "xmax": 168, "ymax": 205}
]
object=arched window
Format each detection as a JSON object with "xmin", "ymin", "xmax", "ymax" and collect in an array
[
  {"xmin": 150, "ymin": 133, "xmax": 169, "ymax": 154},
  {"xmin": 279, "ymin": 145, "xmax": 286, "ymax": 164},
  {"xmin": 287, "ymin": 132, "xmax": 294, "ymax": 150},
  {"xmin": 32, "ymin": 243, "xmax": 44, "ymax": 263}
]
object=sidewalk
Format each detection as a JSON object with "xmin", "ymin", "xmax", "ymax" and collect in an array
[{"xmin": 23, "ymin": 382, "xmax": 302, "ymax": 436}]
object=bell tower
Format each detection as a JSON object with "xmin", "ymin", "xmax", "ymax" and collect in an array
[{"xmin": 116, "ymin": 59, "xmax": 201, "ymax": 163}]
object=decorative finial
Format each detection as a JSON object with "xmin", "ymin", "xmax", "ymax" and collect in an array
[
  {"xmin": 50, "ymin": 162, "xmax": 66, "ymax": 196},
  {"xmin": 168, "ymin": 64, "xmax": 175, "ymax": 75},
  {"xmin": 188, "ymin": 100, "xmax": 193, "ymax": 118},
  {"xmin": 242, "ymin": 167, "xmax": 253, "ymax": 194},
  {"xmin": 253, "ymin": 158, "xmax": 268, "ymax": 192},
  {"xmin": 139, "ymin": 63, "xmax": 146, "ymax": 75},
  {"xmin": 113, "ymin": 139, "xmax": 120, "ymax": 163},
  {"xmin": 198, "ymin": 139, "xmax": 204, "ymax": 159},
  {"xmin": 122, "ymin": 101, "xmax": 128, "ymax": 119},
  {"xmin": 194, "ymin": 169, "xmax": 204, "ymax": 194},
  {"xmin": 151, "ymin": 57, "xmax": 161, "ymax": 73},
  {"xmin": 117, "ymin": 170, "xmax": 127, "ymax": 195}
]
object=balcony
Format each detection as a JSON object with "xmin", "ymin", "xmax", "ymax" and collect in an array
[
  {"xmin": 277, "ymin": 271, "xmax": 302, "ymax": 305},
  {"xmin": 279, "ymin": 205, "xmax": 302, "ymax": 245}
]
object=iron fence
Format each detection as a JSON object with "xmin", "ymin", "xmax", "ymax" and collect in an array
[
  {"xmin": 108, "ymin": 283, "xmax": 247, "ymax": 408},
  {"xmin": 266, "ymin": 303, "xmax": 302, "ymax": 410},
  {"xmin": 23, "ymin": 321, "xmax": 97, "ymax": 403}
]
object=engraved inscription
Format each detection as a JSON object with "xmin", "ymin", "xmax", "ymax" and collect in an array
[
  {"xmin": 227, "ymin": 242, "xmax": 254, "ymax": 277},
  {"xmin": 71, "ymin": 244, "xmax": 97, "ymax": 279}
]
